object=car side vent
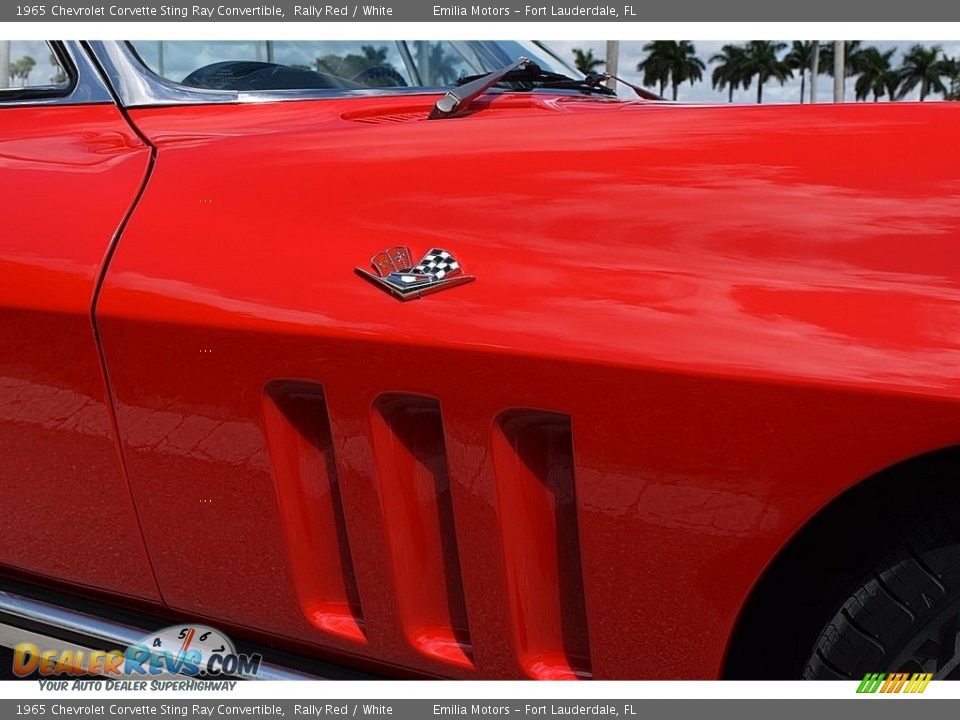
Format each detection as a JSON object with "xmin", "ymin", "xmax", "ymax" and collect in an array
[
  {"xmin": 370, "ymin": 394, "xmax": 474, "ymax": 669},
  {"xmin": 345, "ymin": 111, "xmax": 428, "ymax": 125},
  {"xmin": 261, "ymin": 381, "xmax": 366, "ymax": 643},
  {"xmin": 492, "ymin": 410, "xmax": 592, "ymax": 679}
]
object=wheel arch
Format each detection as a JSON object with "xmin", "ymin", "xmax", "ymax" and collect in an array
[{"xmin": 723, "ymin": 444, "xmax": 960, "ymax": 679}]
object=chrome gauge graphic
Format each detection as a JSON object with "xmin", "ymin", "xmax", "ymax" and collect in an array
[
  {"xmin": 127, "ymin": 624, "xmax": 240, "ymax": 677},
  {"xmin": 146, "ymin": 624, "xmax": 235, "ymax": 659}
]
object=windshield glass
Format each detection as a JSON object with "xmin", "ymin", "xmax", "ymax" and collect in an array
[{"xmin": 128, "ymin": 41, "xmax": 577, "ymax": 92}]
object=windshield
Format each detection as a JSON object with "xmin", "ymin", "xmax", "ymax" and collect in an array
[{"xmin": 128, "ymin": 41, "xmax": 577, "ymax": 92}]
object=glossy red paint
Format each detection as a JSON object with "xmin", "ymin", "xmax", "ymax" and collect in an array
[
  {"xmin": 0, "ymin": 105, "xmax": 159, "ymax": 600},
  {"xmin": 261, "ymin": 380, "xmax": 366, "ymax": 644},
  {"xmin": 368, "ymin": 394, "xmax": 473, "ymax": 669},
  {"xmin": 491, "ymin": 410, "xmax": 590, "ymax": 680},
  {"xmin": 84, "ymin": 93, "xmax": 960, "ymax": 678}
]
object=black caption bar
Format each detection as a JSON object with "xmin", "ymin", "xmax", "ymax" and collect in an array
[{"xmin": 5, "ymin": 0, "xmax": 960, "ymax": 21}]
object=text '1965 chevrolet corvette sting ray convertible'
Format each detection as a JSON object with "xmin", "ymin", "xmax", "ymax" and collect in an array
[{"xmin": 0, "ymin": 39, "xmax": 959, "ymax": 681}]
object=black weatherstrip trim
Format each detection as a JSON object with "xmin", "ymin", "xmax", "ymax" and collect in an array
[
  {"xmin": 88, "ymin": 148, "xmax": 161, "ymax": 603},
  {"xmin": 81, "ymin": 38, "xmax": 166, "ymax": 606}
]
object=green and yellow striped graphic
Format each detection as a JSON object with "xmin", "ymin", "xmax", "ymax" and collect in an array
[{"xmin": 857, "ymin": 672, "xmax": 932, "ymax": 694}]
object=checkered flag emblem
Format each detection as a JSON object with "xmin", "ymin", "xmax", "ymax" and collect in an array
[
  {"xmin": 357, "ymin": 245, "xmax": 473, "ymax": 300},
  {"xmin": 413, "ymin": 249, "xmax": 461, "ymax": 280}
]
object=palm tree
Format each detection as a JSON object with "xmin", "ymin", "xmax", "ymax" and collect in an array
[
  {"xmin": 943, "ymin": 56, "xmax": 960, "ymax": 100},
  {"xmin": 819, "ymin": 41, "xmax": 864, "ymax": 79},
  {"xmin": 360, "ymin": 45, "xmax": 388, "ymax": 65},
  {"xmin": 49, "ymin": 52, "xmax": 66, "ymax": 85},
  {"xmin": 785, "ymin": 41, "xmax": 815, "ymax": 103},
  {"xmin": 427, "ymin": 44, "xmax": 459, "ymax": 85},
  {"xmin": 638, "ymin": 40, "xmax": 705, "ymax": 100},
  {"xmin": 853, "ymin": 47, "xmax": 896, "ymax": 101},
  {"xmin": 315, "ymin": 45, "xmax": 393, "ymax": 80},
  {"xmin": 740, "ymin": 41, "xmax": 792, "ymax": 103},
  {"xmin": 572, "ymin": 48, "xmax": 604, "ymax": 76},
  {"xmin": 9, "ymin": 55, "xmax": 35, "ymax": 86},
  {"xmin": 882, "ymin": 68, "xmax": 903, "ymax": 102},
  {"xmin": 638, "ymin": 41, "xmax": 670, "ymax": 96},
  {"xmin": 709, "ymin": 45, "xmax": 748, "ymax": 102},
  {"xmin": 899, "ymin": 44, "xmax": 948, "ymax": 100},
  {"xmin": 810, "ymin": 41, "xmax": 820, "ymax": 102}
]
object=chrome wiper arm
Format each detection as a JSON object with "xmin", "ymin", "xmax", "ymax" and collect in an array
[
  {"xmin": 428, "ymin": 56, "xmax": 536, "ymax": 120},
  {"xmin": 583, "ymin": 72, "xmax": 665, "ymax": 101}
]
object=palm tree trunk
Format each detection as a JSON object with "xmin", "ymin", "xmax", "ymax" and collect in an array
[
  {"xmin": 672, "ymin": 81, "xmax": 678, "ymax": 101},
  {"xmin": 604, "ymin": 41, "xmax": 619, "ymax": 92},
  {"xmin": 810, "ymin": 41, "xmax": 820, "ymax": 103},
  {"xmin": 728, "ymin": 85, "xmax": 734, "ymax": 103},
  {"xmin": 757, "ymin": 80, "xmax": 763, "ymax": 104},
  {"xmin": 0, "ymin": 41, "xmax": 8, "ymax": 90},
  {"xmin": 799, "ymin": 71, "xmax": 805, "ymax": 103},
  {"xmin": 833, "ymin": 41, "xmax": 844, "ymax": 102}
]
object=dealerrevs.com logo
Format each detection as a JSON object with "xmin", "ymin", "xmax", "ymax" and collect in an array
[
  {"xmin": 13, "ymin": 624, "xmax": 262, "ymax": 679},
  {"xmin": 857, "ymin": 673, "xmax": 933, "ymax": 694}
]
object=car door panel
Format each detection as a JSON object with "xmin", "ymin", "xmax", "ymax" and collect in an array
[{"xmin": 0, "ymin": 103, "xmax": 160, "ymax": 601}]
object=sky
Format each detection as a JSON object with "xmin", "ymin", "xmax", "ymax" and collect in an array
[{"xmin": 547, "ymin": 40, "xmax": 960, "ymax": 103}]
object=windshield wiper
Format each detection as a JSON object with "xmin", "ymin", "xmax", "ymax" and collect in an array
[
  {"xmin": 428, "ymin": 58, "xmax": 630, "ymax": 119},
  {"xmin": 429, "ymin": 57, "xmax": 535, "ymax": 120},
  {"xmin": 582, "ymin": 72, "xmax": 665, "ymax": 101}
]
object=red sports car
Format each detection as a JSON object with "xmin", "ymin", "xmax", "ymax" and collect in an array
[{"xmin": 1, "ymin": 39, "xmax": 959, "ymax": 681}]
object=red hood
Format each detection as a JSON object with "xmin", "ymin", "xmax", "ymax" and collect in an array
[{"xmin": 123, "ymin": 93, "xmax": 960, "ymax": 399}]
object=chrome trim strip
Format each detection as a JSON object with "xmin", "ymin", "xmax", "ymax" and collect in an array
[
  {"xmin": 0, "ymin": 41, "xmax": 113, "ymax": 107},
  {"xmin": 87, "ymin": 40, "xmax": 239, "ymax": 107},
  {"xmin": 87, "ymin": 40, "xmax": 446, "ymax": 108},
  {"xmin": 86, "ymin": 41, "xmax": 601, "ymax": 110},
  {"xmin": 0, "ymin": 590, "xmax": 317, "ymax": 680}
]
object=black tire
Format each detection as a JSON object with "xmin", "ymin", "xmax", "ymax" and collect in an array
[{"xmin": 804, "ymin": 504, "xmax": 960, "ymax": 679}]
